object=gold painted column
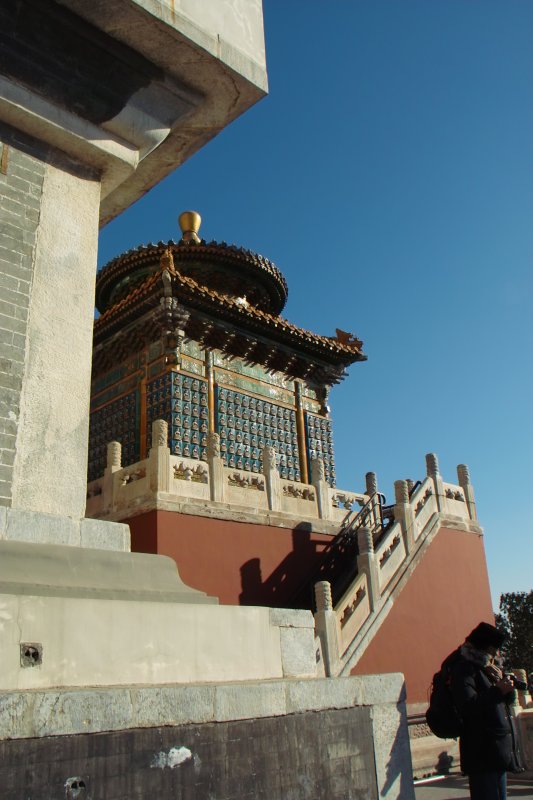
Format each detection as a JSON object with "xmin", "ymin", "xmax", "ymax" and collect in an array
[
  {"xmin": 295, "ymin": 380, "xmax": 309, "ymax": 484},
  {"xmin": 139, "ymin": 370, "xmax": 147, "ymax": 458},
  {"xmin": 206, "ymin": 350, "xmax": 216, "ymax": 433}
]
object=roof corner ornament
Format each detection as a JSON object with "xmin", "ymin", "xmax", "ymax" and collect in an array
[
  {"xmin": 160, "ymin": 247, "xmax": 175, "ymax": 277},
  {"xmin": 178, "ymin": 210, "xmax": 202, "ymax": 244},
  {"xmin": 335, "ymin": 328, "xmax": 363, "ymax": 350}
]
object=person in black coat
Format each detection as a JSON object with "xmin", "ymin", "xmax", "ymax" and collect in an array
[{"xmin": 448, "ymin": 622, "xmax": 524, "ymax": 800}]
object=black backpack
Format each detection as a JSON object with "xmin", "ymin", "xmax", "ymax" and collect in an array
[{"xmin": 426, "ymin": 650, "xmax": 462, "ymax": 739}]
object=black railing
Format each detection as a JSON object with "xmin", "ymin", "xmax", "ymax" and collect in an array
[{"xmin": 287, "ymin": 492, "xmax": 389, "ymax": 611}]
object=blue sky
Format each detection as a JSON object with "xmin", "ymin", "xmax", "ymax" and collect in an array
[{"xmin": 99, "ymin": 1, "xmax": 533, "ymax": 608}]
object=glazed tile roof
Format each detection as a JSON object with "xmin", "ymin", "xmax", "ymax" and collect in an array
[
  {"xmin": 95, "ymin": 239, "xmax": 289, "ymax": 315},
  {"xmin": 94, "ymin": 258, "xmax": 365, "ymax": 363}
]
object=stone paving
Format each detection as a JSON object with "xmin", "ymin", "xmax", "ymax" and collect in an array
[{"xmin": 414, "ymin": 774, "xmax": 533, "ymax": 799}]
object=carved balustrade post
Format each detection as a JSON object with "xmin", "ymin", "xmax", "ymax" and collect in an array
[
  {"xmin": 311, "ymin": 457, "xmax": 331, "ymax": 520},
  {"xmin": 457, "ymin": 463, "xmax": 477, "ymax": 520},
  {"xmin": 357, "ymin": 527, "xmax": 380, "ymax": 612},
  {"xmin": 394, "ymin": 479, "xmax": 415, "ymax": 553},
  {"xmin": 365, "ymin": 471, "xmax": 381, "ymax": 531},
  {"xmin": 365, "ymin": 471, "xmax": 378, "ymax": 495},
  {"xmin": 102, "ymin": 440, "xmax": 122, "ymax": 512},
  {"xmin": 262, "ymin": 445, "xmax": 281, "ymax": 512},
  {"xmin": 107, "ymin": 440, "xmax": 122, "ymax": 470},
  {"xmin": 149, "ymin": 419, "xmax": 170, "ymax": 493},
  {"xmin": 426, "ymin": 452, "xmax": 444, "ymax": 511},
  {"xmin": 207, "ymin": 432, "xmax": 225, "ymax": 503},
  {"xmin": 314, "ymin": 580, "xmax": 341, "ymax": 677}
]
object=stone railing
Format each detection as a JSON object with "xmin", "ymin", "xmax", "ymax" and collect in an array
[
  {"xmin": 86, "ymin": 420, "xmax": 367, "ymax": 524},
  {"xmin": 314, "ymin": 453, "xmax": 479, "ymax": 676}
]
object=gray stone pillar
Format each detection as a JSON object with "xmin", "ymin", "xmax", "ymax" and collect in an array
[
  {"xmin": 314, "ymin": 580, "xmax": 341, "ymax": 677},
  {"xmin": 311, "ymin": 457, "xmax": 331, "ymax": 520},
  {"xmin": 149, "ymin": 419, "xmax": 170, "ymax": 493},
  {"xmin": 357, "ymin": 527, "xmax": 380, "ymax": 612},
  {"xmin": 262, "ymin": 445, "xmax": 281, "ymax": 512},
  {"xmin": 394, "ymin": 479, "xmax": 415, "ymax": 553},
  {"xmin": 426, "ymin": 452, "xmax": 444, "ymax": 510},
  {"xmin": 457, "ymin": 463, "xmax": 477, "ymax": 520},
  {"xmin": 9, "ymin": 152, "xmax": 100, "ymax": 518},
  {"xmin": 207, "ymin": 432, "xmax": 225, "ymax": 503}
]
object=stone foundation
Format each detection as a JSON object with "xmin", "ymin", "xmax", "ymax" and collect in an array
[{"xmin": 0, "ymin": 675, "xmax": 414, "ymax": 800}]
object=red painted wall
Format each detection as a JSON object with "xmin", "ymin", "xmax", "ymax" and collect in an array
[
  {"xmin": 129, "ymin": 512, "xmax": 495, "ymax": 706},
  {"xmin": 128, "ymin": 511, "xmax": 335, "ymax": 607},
  {"xmin": 351, "ymin": 527, "xmax": 495, "ymax": 705}
]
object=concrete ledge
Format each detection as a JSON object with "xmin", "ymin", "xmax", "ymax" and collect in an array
[
  {"xmin": 80, "ymin": 517, "xmax": 130, "ymax": 551},
  {"xmin": 269, "ymin": 608, "xmax": 314, "ymax": 628},
  {"xmin": 0, "ymin": 539, "xmax": 217, "ymax": 603},
  {"xmin": 0, "ymin": 674, "xmax": 407, "ymax": 740},
  {"xmin": 0, "ymin": 508, "xmax": 131, "ymax": 551}
]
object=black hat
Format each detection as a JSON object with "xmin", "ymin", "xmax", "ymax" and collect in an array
[{"xmin": 466, "ymin": 622, "xmax": 506, "ymax": 650}]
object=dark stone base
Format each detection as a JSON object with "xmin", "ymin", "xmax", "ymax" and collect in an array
[{"xmin": 0, "ymin": 707, "xmax": 378, "ymax": 799}]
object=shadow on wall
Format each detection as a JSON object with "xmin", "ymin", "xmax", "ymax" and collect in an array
[
  {"xmin": 381, "ymin": 699, "xmax": 413, "ymax": 799},
  {"xmin": 239, "ymin": 523, "xmax": 359, "ymax": 610},
  {"xmin": 239, "ymin": 524, "xmax": 319, "ymax": 609}
]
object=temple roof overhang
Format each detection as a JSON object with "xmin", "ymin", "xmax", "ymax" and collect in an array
[{"xmin": 93, "ymin": 256, "xmax": 366, "ymax": 386}]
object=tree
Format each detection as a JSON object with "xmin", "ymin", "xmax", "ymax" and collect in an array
[{"xmin": 496, "ymin": 591, "xmax": 533, "ymax": 675}]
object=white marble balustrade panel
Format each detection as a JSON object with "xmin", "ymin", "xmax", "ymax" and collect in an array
[
  {"xmin": 225, "ymin": 467, "xmax": 269, "ymax": 510},
  {"xmin": 442, "ymin": 482, "xmax": 469, "ymax": 518},
  {"xmin": 114, "ymin": 460, "xmax": 149, "ymax": 507},
  {"xmin": 376, "ymin": 525, "xmax": 406, "ymax": 592},
  {"xmin": 412, "ymin": 477, "xmax": 436, "ymax": 539},
  {"xmin": 337, "ymin": 572, "xmax": 370, "ymax": 653},
  {"xmin": 280, "ymin": 480, "xmax": 318, "ymax": 517},
  {"xmin": 170, "ymin": 455, "xmax": 210, "ymax": 500}
]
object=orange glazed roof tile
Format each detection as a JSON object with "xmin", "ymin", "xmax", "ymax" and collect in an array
[{"xmin": 94, "ymin": 260, "xmax": 364, "ymax": 360}]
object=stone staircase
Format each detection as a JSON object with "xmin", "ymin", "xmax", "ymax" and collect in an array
[
  {"xmin": 313, "ymin": 454, "xmax": 479, "ymax": 677},
  {"xmin": 86, "ymin": 422, "xmax": 480, "ymax": 685}
]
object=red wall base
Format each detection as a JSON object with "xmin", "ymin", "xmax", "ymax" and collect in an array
[
  {"xmin": 351, "ymin": 527, "xmax": 495, "ymax": 704},
  {"xmin": 128, "ymin": 512, "xmax": 495, "ymax": 706},
  {"xmin": 128, "ymin": 510, "xmax": 335, "ymax": 607}
]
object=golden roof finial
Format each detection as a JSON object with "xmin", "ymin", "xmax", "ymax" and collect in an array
[{"xmin": 178, "ymin": 210, "xmax": 202, "ymax": 244}]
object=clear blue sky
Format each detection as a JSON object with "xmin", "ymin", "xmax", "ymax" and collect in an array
[{"xmin": 99, "ymin": 1, "xmax": 533, "ymax": 608}]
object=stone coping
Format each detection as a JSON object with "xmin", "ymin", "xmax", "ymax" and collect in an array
[
  {"xmin": 0, "ymin": 674, "xmax": 406, "ymax": 740},
  {"xmin": 0, "ymin": 539, "xmax": 216, "ymax": 603},
  {"xmin": 98, "ymin": 496, "xmax": 342, "ymax": 534}
]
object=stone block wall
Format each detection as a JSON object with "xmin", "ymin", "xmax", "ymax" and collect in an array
[
  {"xmin": 0, "ymin": 675, "xmax": 414, "ymax": 800},
  {"xmin": 0, "ymin": 708, "xmax": 378, "ymax": 800},
  {"xmin": 0, "ymin": 125, "xmax": 45, "ymax": 506}
]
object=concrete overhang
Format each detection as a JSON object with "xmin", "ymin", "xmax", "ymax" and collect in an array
[{"xmin": 0, "ymin": 0, "xmax": 267, "ymax": 225}]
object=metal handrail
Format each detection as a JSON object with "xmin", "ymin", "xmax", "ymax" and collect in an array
[{"xmin": 286, "ymin": 492, "xmax": 388, "ymax": 610}]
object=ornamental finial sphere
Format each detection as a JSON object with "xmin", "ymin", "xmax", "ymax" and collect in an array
[{"xmin": 178, "ymin": 210, "xmax": 202, "ymax": 243}]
